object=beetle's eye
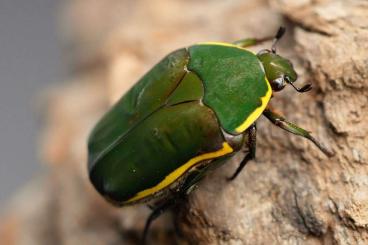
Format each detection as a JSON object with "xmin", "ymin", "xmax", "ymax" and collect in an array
[{"xmin": 271, "ymin": 77, "xmax": 285, "ymax": 91}]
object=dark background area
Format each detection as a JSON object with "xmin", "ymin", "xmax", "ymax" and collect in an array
[{"xmin": 0, "ymin": 0, "xmax": 61, "ymax": 204}]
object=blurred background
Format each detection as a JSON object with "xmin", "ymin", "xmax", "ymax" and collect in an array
[{"xmin": 0, "ymin": 0, "xmax": 62, "ymax": 204}]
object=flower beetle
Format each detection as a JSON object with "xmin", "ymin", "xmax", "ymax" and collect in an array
[{"xmin": 87, "ymin": 27, "xmax": 333, "ymax": 243}]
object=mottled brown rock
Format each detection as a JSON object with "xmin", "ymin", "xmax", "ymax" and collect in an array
[{"xmin": 179, "ymin": 1, "xmax": 368, "ymax": 244}]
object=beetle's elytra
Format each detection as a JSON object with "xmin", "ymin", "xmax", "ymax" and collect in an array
[{"xmin": 87, "ymin": 27, "xmax": 333, "ymax": 242}]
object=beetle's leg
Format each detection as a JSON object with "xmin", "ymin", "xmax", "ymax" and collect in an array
[
  {"xmin": 227, "ymin": 123, "xmax": 257, "ymax": 181},
  {"xmin": 233, "ymin": 36, "xmax": 273, "ymax": 48},
  {"xmin": 234, "ymin": 27, "xmax": 286, "ymax": 48},
  {"xmin": 263, "ymin": 107, "xmax": 334, "ymax": 157},
  {"xmin": 141, "ymin": 198, "xmax": 176, "ymax": 245}
]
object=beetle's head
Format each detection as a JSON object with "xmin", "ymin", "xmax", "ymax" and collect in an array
[{"xmin": 257, "ymin": 27, "xmax": 312, "ymax": 93}]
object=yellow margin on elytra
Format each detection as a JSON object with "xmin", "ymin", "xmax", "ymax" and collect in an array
[
  {"xmin": 235, "ymin": 77, "xmax": 272, "ymax": 133},
  {"xmin": 124, "ymin": 142, "xmax": 234, "ymax": 204}
]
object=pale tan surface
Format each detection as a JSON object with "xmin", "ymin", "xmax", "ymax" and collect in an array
[{"xmin": 1, "ymin": 0, "xmax": 367, "ymax": 244}]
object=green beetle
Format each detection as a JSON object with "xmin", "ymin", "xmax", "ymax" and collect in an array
[{"xmin": 87, "ymin": 27, "xmax": 333, "ymax": 241}]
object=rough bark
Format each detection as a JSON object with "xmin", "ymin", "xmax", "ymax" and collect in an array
[{"xmin": 1, "ymin": 0, "xmax": 367, "ymax": 244}]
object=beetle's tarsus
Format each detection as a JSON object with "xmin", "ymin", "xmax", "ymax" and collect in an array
[
  {"xmin": 275, "ymin": 27, "xmax": 286, "ymax": 40},
  {"xmin": 227, "ymin": 154, "xmax": 253, "ymax": 181},
  {"xmin": 271, "ymin": 27, "xmax": 286, "ymax": 53},
  {"xmin": 304, "ymin": 134, "xmax": 335, "ymax": 157},
  {"xmin": 141, "ymin": 199, "xmax": 176, "ymax": 245}
]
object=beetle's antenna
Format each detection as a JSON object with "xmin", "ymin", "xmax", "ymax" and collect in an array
[
  {"xmin": 289, "ymin": 81, "xmax": 312, "ymax": 93},
  {"xmin": 271, "ymin": 27, "xmax": 286, "ymax": 53}
]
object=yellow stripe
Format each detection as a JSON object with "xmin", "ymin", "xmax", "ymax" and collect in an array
[
  {"xmin": 235, "ymin": 78, "xmax": 272, "ymax": 133},
  {"xmin": 124, "ymin": 142, "xmax": 234, "ymax": 204}
]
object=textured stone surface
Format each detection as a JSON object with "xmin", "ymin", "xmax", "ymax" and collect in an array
[
  {"xmin": 179, "ymin": 1, "xmax": 368, "ymax": 244},
  {"xmin": 1, "ymin": 0, "xmax": 367, "ymax": 244}
]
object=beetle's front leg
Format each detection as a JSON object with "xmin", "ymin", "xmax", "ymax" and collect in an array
[
  {"xmin": 233, "ymin": 36, "xmax": 273, "ymax": 48},
  {"xmin": 233, "ymin": 27, "xmax": 285, "ymax": 48},
  {"xmin": 227, "ymin": 123, "xmax": 256, "ymax": 181},
  {"xmin": 262, "ymin": 107, "xmax": 334, "ymax": 157}
]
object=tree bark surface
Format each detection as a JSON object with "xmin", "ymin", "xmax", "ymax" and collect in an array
[{"xmin": 1, "ymin": 0, "xmax": 367, "ymax": 244}]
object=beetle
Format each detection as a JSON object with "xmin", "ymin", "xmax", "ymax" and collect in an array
[{"xmin": 87, "ymin": 27, "xmax": 333, "ymax": 243}]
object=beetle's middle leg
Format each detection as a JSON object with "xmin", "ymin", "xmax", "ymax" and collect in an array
[{"xmin": 227, "ymin": 123, "xmax": 256, "ymax": 181}]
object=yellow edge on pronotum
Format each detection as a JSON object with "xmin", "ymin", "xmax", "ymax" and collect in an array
[
  {"xmin": 235, "ymin": 78, "xmax": 272, "ymax": 133},
  {"xmin": 196, "ymin": 41, "xmax": 272, "ymax": 133},
  {"xmin": 125, "ymin": 142, "xmax": 234, "ymax": 204}
]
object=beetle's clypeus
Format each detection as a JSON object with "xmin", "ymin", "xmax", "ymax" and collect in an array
[{"xmin": 87, "ymin": 27, "xmax": 333, "ymax": 243}]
